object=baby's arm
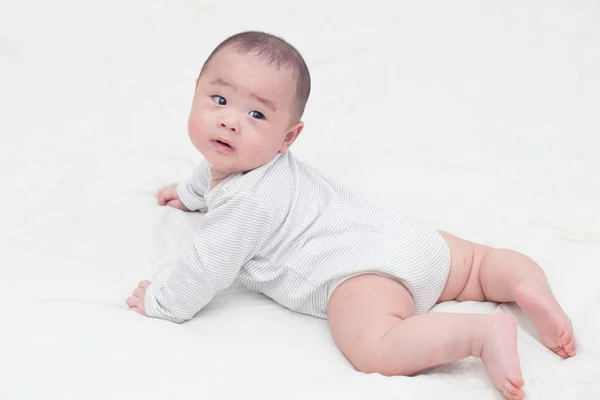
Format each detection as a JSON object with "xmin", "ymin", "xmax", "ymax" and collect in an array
[
  {"xmin": 142, "ymin": 192, "xmax": 272, "ymax": 323},
  {"xmin": 157, "ymin": 158, "xmax": 211, "ymax": 212}
]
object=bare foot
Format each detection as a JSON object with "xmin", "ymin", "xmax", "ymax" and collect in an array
[
  {"xmin": 515, "ymin": 278, "xmax": 576, "ymax": 358},
  {"xmin": 479, "ymin": 313, "xmax": 525, "ymax": 400}
]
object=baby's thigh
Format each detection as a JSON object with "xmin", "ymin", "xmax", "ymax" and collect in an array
[
  {"xmin": 327, "ymin": 274, "xmax": 415, "ymax": 367},
  {"xmin": 437, "ymin": 231, "xmax": 492, "ymax": 302}
]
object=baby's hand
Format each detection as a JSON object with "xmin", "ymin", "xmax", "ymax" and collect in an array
[
  {"xmin": 127, "ymin": 280, "xmax": 151, "ymax": 316},
  {"xmin": 157, "ymin": 183, "xmax": 189, "ymax": 211}
]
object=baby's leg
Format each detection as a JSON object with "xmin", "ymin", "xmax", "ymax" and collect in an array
[
  {"xmin": 438, "ymin": 231, "xmax": 576, "ymax": 359},
  {"xmin": 328, "ymin": 274, "xmax": 524, "ymax": 400}
]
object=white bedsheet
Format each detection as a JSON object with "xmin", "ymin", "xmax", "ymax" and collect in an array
[{"xmin": 1, "ymin": 1, "xmax": 599, "ymax": 399}]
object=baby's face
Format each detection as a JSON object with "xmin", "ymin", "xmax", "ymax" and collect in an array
[{"xmin": 188, "ymin": 50, "xmax": 303, "ymax": 177}]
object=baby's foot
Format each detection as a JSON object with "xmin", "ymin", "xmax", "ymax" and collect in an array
[
  {"xmin": 515, "ymin": 278, "xmax": 576, "ymax": 359},
  {"xmin": 480, "ymin": 313, "xmax": 525, "ymax": 400}
]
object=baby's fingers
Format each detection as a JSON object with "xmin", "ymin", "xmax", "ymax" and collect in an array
[
  {"xmin": 138, "ymin": 280, "xmax": 151, "ymax": 289},
  {"xmin": 126, "ymin": 295, "xmax": 139, "ymax": 308},
  {"xmin": 166, "ymin": 199, "xmax": 189, "ymax": 211},
  {"xmin": 157, "ymin": 191, "xmax": 171, "ymax": 206},
  {"xmin": 133, "ymin": 287, "xmax": 146, "ymax": 298}
]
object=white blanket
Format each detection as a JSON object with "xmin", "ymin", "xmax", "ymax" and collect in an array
[{"xmin": 1, "ymin": 1, "xmax": 599, "ymax": 399}]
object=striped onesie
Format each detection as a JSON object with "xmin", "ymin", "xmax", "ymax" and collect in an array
[{"xmin": 144, "ymin": 151, "xmax": 451, "ymax": 323}]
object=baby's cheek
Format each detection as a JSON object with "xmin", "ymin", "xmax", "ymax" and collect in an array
[
  {"xmin": 188, "ymin": 114, "xmax": 210, "ymax": 145},
  {"xmin": 188, "ymin": 113, "xmax": 205, "ymax": 135},
  {"xmin": 248, "ymin": 137, "xmax": 277, "ymax": 164}
]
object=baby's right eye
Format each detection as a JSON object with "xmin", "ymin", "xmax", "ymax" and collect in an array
[{"xmin": 211, "ymin": 95, "xmax": 227, "ymax": 105}]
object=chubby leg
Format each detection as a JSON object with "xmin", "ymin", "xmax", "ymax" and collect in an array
[
  {"xmin": 328, "ymin": 274, "xmax": 524, "ymax": 400},
  {"xmin": 437, "ymin": 231, "xmax": 576, "ymax": 359}
]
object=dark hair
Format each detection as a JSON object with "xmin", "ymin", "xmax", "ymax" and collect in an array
[{"xmin": 200, "ymin": 31, "xmax": 311, "ymax": 120}]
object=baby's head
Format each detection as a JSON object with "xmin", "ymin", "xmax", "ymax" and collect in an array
[{"xmin": 188, "ymin": 31, "xmax": 311, "ymax": 176}]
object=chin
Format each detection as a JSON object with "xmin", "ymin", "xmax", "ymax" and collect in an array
[{"xmin": 204, "ymin": 156, "xmax": 240, "ymax": 174}]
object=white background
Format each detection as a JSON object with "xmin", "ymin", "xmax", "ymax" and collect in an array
[{"xmin": 1, "ymin": 1, "xmax": 599, "ymax": 399}]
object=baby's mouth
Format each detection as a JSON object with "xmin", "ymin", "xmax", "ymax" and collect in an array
[
  {"xmin": 216, "ymin": 140, "xmax": 232, "ymax": 148},
  {"xmin": 213, "ymin": 139, "xmax": 234, "ymax": 152}
]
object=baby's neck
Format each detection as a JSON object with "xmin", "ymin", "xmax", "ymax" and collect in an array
[{"xmin": 209, "ymin": 169, "xmax": 231, "ymax": 190}]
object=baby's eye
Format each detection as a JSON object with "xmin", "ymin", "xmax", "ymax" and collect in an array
[
  {"xmin": 249, "ymin": 110, "xmax": 265, "ymax": 120},
  {"xmin": 211, "ymin": 95, "xmax": 226, "ymax": 105}
]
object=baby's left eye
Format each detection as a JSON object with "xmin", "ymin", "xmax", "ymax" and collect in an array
[{"xmin": 249, "ymin": 110, "xmax": 265, "ymax": 120}]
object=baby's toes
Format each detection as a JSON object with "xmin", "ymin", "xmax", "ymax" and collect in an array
[
  {"xmin": 501, "ymin": 377, "xmax": 524, "ymax": 400},
  {"xmin": 563, "ymin": 338, "xmax": 576, "ymax": 357},
  {"xmin": 560, "ymin": 328, "xmax": 576, "ymax": 357},
  {"xmin": 507, "ymin": 374, "xmax": 524, "ymax": 389},
  {"xmin": 501, "ymin": 386, "xmax": 522, "ymax": 400},
  {"xmin": 554, "ymin": 347, "xmax": 569, "ymax": 359}
]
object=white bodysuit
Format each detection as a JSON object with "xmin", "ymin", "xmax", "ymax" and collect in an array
[{"xmin": 144, "ymin": 151, "xmax": 451, "ymax": 323}]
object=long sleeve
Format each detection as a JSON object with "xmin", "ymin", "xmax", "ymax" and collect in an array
[
  {"xmin": 177, "ymin": 159, "xmax": 211, "ymax": 212},
  {"xmin": 144, "ymin": 192, "xmax": 273, "ymax": 323}
]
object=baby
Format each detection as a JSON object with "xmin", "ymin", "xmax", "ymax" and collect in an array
[{"xmin": 127, "ymin": 31, "xmax": 576, "ymax": 400}]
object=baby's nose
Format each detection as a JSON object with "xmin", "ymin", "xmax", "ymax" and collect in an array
[
  {"xmin": 220, "ymin": 121, "xmax": 238, "ymax": 132},
  {"xmin": 219, "ymin": 113, "xmax": 240, "ymax": 133}
]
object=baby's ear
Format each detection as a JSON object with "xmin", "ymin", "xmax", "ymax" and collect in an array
[{"xmin": 279, "ymin": 121, "xmax": 304, "ymax": 153}]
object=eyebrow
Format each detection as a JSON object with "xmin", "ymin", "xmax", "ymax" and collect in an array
[{"xmin": 210, "ymin": 78, "xmax": 277, "ymax": 112}]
